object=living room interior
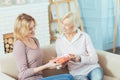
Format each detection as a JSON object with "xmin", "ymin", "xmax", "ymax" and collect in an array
[{"xmin": 0, "ymin": 0, "xmax": 120, "ymax": 80}]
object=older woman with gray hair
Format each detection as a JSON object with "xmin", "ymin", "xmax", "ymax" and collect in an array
[{"xmin": 55, "ymin": 12, "xmax": 104, "ymax": 80}]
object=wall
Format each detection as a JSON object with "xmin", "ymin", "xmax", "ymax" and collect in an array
[{"xmin": 78, "ymin": 0, "xmax": 120, "ymax": 50}]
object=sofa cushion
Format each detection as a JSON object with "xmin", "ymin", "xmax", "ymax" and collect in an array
[
  {"xmin": 41, "ymin": 45, "xmax": 69, "ymax": 77},
  {"xmin": 42, "ymin": 45, "xmax": 57, "ymax": 64},
  {"xmin": 0, "ymin": 53, "xmax": 18, "ymax": 79},
  {"xmin": 0, "ymin": 72, "xmax": 16, "ymax": 80},
  {"xmin": 104, "ymin": 75, "xmax": 119, "ymax": 80}
]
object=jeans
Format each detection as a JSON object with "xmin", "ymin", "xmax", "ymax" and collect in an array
[
  {"xmin": 74, "ymin": 67, "xmax": 104, "ymax": 80},
  {"xmin": 39, "ymin": 74, "xmax": 74, "ymax": 80}
]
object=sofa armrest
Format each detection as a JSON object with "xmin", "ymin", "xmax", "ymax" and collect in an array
[
  {"xmin": 0, "ymin": 72, "xmax": 16, "ymax": 80},
  {"xmin": 97, "ymin": 50, "xmax": 120, "ymax": 79},
  {"xmin": 0, "ymin": 53, "xmax": 18, "ymax": 79}
]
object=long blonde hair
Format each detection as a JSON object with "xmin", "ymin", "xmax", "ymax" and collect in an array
[
  {"xmin": 14, "ymin": 13, "xmax": 36, "ymax": 41},
  {"xmin": 61, "ymin": 12, "xmax": 78, "ymax": 32}
]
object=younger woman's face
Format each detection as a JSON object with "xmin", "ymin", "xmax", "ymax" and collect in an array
[{"xmin": 27, "ymin": 21, "xmax": 36, "ymax": 38}]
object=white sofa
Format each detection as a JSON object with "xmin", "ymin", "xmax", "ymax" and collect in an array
[{"xmin": 0, "ymin": 46, "xmax": 120, "ymax": 80}]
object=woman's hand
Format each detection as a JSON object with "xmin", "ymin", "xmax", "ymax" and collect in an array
[
  {"xmin": 62, "ymin": 61, "xmax": 68, "ymax": 68},
  {"xmin": 34, "ymin": 60, "xmax": 60, "ymax": 73},
  {"xmin": 45, "ymin": 60, "xmax": 60, "ymax": 69},
  {"xmin": 70, "ymin": 54, "xmax": 81, "ymax": 62}
]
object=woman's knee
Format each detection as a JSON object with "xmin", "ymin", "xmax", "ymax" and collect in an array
[
  {"xmin": 91, "ymin": 75, "xmax": 103, "ymax": 80},
  {"xmin": 88, "ymin": 67, "xmax": 104, "ymax": 80}
]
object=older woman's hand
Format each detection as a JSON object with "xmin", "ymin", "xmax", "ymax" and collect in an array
[{"xmin": 70, "ymin": 54, "xmax": 81, "ymax": 62}]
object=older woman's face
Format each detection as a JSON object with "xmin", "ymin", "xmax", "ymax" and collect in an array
[
  {"xmin": 27, "ymin": 21, "xmax": 36, "ymax": 38},
  {"xmin": 62, "ymin": 18, "xmax": 74, "ymax": 34}
]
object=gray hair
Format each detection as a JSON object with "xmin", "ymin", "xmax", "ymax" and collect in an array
[{"xmin": 61, "ymin": 12, "xmax": 79, "ymax": 32}]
